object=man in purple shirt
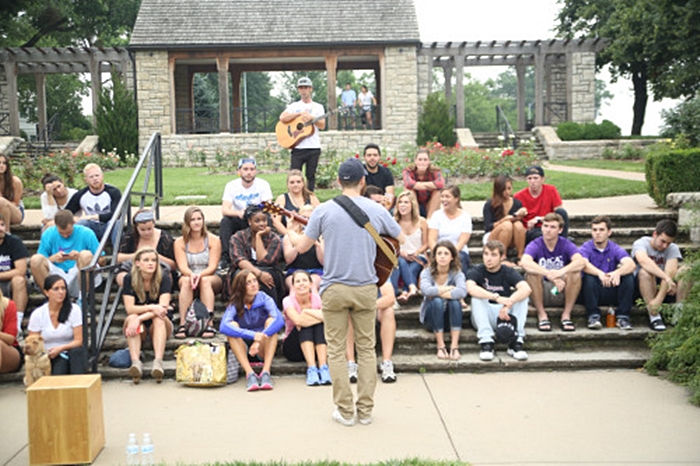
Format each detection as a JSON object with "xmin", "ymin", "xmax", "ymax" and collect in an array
[
  {"xmin": 579, "ymin": 216, "xmax": 636, "ymax": 330},
  {"xmin": 520, "ymin": 212, "xmax": 584, "ymax": 332}
]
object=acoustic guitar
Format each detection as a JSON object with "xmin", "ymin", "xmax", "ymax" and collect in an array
[
  {"xmin": 260, "ymin": 201, "xmax": 399, "ymax": 286},
  {"xmin": 275, "ymin": 107, "xmax": 345, "ymax": 149}
]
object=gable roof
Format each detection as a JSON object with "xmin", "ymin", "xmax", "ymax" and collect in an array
[{"xmin": 130, "ymin": 0, "xmax": 420, "ymax": 49}]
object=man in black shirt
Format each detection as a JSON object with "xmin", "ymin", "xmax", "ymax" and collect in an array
[
  {"xmin": 362, "ymin": 143, "xmax": 394, "ymax": 208},
  {"xmin": 467, "ymin": 240, "xmax": 531, "ymax": 361}
]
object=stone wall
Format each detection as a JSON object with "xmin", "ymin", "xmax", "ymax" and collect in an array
[
  {"xmin": 547, "ymin": 61, "xmax": 568, "ymax": 124},
  {"xmin": 135, "ymin": 51, "xmax": 172, "ymax": 151},
  {"xmin": 569, "ymin": 52, "xmax": 596, "ymax": 123}
]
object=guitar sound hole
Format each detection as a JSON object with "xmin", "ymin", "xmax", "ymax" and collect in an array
[{"xmin": 295, "ymin": 123, "xmax": 304, "ymax": 130}]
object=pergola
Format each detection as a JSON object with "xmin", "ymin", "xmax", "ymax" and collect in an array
[
  {"xmin": 0, "ymin": 46, "xmax": 131, "ymax": 137},
  {"xmin": 418, "ymin": 39, "xmax": 609, "ymax": 130}
]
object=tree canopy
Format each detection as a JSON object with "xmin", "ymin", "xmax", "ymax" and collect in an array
[{"xmin": 556, "ymin": 0, "xmax": 700, "ymax": 135}]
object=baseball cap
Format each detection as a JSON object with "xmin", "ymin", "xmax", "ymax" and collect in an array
[
  {"xmin": 495, "ymin": 315, "xmax": 519, "ymax": 345},
  {"xmin": 525, "ymin": 165, "xmax": 544, "ymax": 177},
  {"xmin": 297, "ymin": 77, "xmax": 313, "ymax": 87},
  {"xmin": 338, "ymin": 158, "xmax": 367, "ymax": 181},
  {"xmin": 238, "ymin": 157, "xmax": 256, "ymax": 169}
]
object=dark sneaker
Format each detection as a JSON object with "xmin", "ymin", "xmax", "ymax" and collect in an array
[
  {"xmin": 246, "ymin": 372, "xmax": 260, "ymax": 392},
  {"xmin": 649, "ymin": 318, "xmax": 666, "ymax": 332},
  {"xmin": 507, "ymin": 341, "xmax": 528, "ymax": 361},
  {"xmin": 617, "ymin": 317, "xmax": 633, "ymax": 330},
  {"xmin": 479, "ymin": 342, "xmax": 495, "ymax": 361},
  {"xmin": 587, "ymin": 315, "xmax": 603, "ymax": 330}
]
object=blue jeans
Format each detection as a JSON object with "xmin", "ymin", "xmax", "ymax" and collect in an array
[
  {"xmin": 423, "ymin": 297, "xmax": 463, "ymax": 333},
  {"xmin": 459, "ymin": 251, "xmax": 470, "ymax": 275},
  {"xmin": 582, "ymin": 273, "xmax": 634, "ymax": 318},
  {"xmin": 78, "ymin": 218, "xmax": 122, "ymax": 247},
  {"xmin": 390, "ymin": 257, "xmax": 424, "ymax": 293}
]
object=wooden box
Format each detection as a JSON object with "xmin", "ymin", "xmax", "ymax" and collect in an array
[{"xmin": 27, "ymin": 374, "xmax": 105, "ymax": 465}]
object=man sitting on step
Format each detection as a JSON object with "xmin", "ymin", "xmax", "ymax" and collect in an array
[
  {"xmin": 579, "ymin": 216, "xmax": 636, "ymax": 330},
  {"xmin": 519, "ymin": 213, "xmax": 584, "ymax": 332},
  {"xmin": 632, "ymin": 219, "xmax": 685, "ymax": 331},
  {"xmin": 514, "ymin": 165, "xmax": 569, "ymax": 244},
  {"xmin": 467, "ymin": 240, "xmax": 531, "ymax": 361}
]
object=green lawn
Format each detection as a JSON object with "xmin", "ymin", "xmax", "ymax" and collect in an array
[
  {"xmin": 21, "ymin": 166, "xmax": 648, "ymax": 209},
  {"xmin": 551, "ymin": 159, "xmax": 647, "ymax": 173}
]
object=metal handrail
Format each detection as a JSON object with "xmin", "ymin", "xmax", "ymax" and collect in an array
[
  {"xmin": 495, "ymin": 105, "xmax": 517, "ymax": 150},
  {"xmin": 80, "ymin": 132, "xmax": 163, "ymax": 372}
]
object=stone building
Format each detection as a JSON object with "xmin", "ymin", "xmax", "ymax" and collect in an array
[{"xmin": 129, "ymin": 0, "xmax": 422, "ymax": 163}]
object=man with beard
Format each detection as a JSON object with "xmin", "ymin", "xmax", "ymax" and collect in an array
[{"xmin": 363, "ymin": 143, "xmax": 395, "ymax": 209}]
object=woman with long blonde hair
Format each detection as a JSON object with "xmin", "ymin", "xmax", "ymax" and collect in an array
[
  {"xmin": 391, "ymin": 191, "xmax": 428, "ymax": 302},
  {"xmin": 271, "ymin": 169, "xmax": 320, "ymax": 235}
]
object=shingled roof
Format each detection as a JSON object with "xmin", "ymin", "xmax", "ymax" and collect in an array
[{"xmin": 130, "ymin": 0, "xmax": 420, "ymax": 49}]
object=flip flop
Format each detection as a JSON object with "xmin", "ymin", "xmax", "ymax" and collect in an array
[
  {"xmin": 537, "ymin": 319, "xmax": 552, "ymax": 332},
  {"xmin": 450, "ymin": 348, "xmax": 461, "ymax": 361},
  {"xmin": 437, "ymin": 347, "xmax": 449, "ymax": 360},
  {"xmin": 561, "ymin": 319, "xmax": 576, "ymax": 332}
]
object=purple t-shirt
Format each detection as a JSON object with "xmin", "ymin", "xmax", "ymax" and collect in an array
[
  {"xmin": 524, "ymin": 236, "xmax": 578, "ymax": 270},
  {"xmin": 578, "ymin": 239, "xmax": 630, "ymax": 273}
]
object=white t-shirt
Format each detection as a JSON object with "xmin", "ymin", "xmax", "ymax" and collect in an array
[
  {"xmin": 283, "ymin": 100, "xmax": 325, "ymax": 149},
  {"xmin": 222, "ymin": 177, "xmax": 273, "ymax": 212},
  {"xmin": 40, "ymin": 188, "xmax": 77, "ymax": 220},
  {"xmin": 428, "ymin": 209, "xmax": 473, "ymax": 255},
  {"xmin": 358, "ymin": 91, "xmax": 374, "ymax": 110},
  {"xmin": 28, "ymin": 302, "xmax": 82, "ymax": 350}
]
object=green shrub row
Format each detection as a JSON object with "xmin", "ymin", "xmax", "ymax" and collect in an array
[
  {"xmin": 645, "ymin": 147, "xmax": 700, "ymax": 206},
  {"xmin": 556, "ymin": 120, "xmax": 621, "ymax": 141}
]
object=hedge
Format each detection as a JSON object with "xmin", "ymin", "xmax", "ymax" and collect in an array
[{"xmin": 645, "ymin": 147, "xmax": 700, "ymax": 206}]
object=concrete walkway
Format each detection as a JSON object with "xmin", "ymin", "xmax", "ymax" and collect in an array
[{"xmin": 2, "ymin": 370, "xmax": 699, "ymax": 465}]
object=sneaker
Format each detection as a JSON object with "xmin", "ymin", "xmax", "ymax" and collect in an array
[
  {"xmin": 128, "ymin": 360, "xmax": 143, "ymax": 384},
  {"xmin": 617, "ymin": 316, "xmax": 633, "ymax": 330},
  {"xmin": 587, "ymin": 315, "xmax": 603, "ymax": 330},
  {"xmin": 479, "ymin": 342, "xmax": 495, "ymax": 361},
  {"xmin": 318, "ymin": 364, "xmax": 332, "ymax": 385},
  {"xmin": 507, "ymin": 341, "xmax": 528, "ymax": 361},
  {"xmin": 358, "ymin": 415, "xmax": 373, "ymax": 425},
  {"xmin": 306, "ymin": 366, "xmax": 320, "ymax": 386},
  {"xmin": 258, "ymin": 371, "xmax": 274, "ymax": 390},
  {"xmin": 246, "ymin": 372, "xmax": 260, "ymax": 392},
  {"xmin": 381, "ymin": 360, "xmax": 397, "ymax": 383},
  {"xmin": 151, "ymin": 358, "xmax": 164, "ymax": 383},
  {"xmin": 347, "ymin": 361, "xmax": 358, "ymax": 384},
  {"xmin": 332, "ymin": 409, "xmax": 355, "ymax": 427},
  {"xmin": 649, "ymin": 317, "xmax": 666, "ymax": 332}
]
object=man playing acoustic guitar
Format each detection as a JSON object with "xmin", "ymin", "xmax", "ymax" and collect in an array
[{"xmin": 279, "ymin": 77, "xmax": 326, "ymax": 192}]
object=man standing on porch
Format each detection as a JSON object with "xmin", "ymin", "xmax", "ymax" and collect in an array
[{"xmin": 279, "ymin": 77, "xmax": 326, "ymax": 192}]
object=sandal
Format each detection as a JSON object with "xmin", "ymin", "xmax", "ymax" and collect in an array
[
  {"xmin": 450, "ymin": 348, "xmax": 461, "ymax": 361},
  {"xmin": 537, "ymin": 319, "xmax": 552, "ymax": 332},
  {"xmin": 201, "ymin": 326, "xmax": 217, "ymax": 339},
  {"xmin": 437, "ymin": 347, "xmax": 449, "ymax": 360},
  {"xmin": 174, "ymin": 325, "xmax": 187, "ymax": 339},
  {"xmin": 560, "ymin": 319, "xmax": 576, "ymax": 332}
]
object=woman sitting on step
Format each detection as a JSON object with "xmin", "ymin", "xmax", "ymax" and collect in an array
[
  {"xmin": 0, "ymin": 154, "xmax": 24, "ymax": 232},
  {"xmin": 419, "ymin": 241, "xmax": 467, "ymax": 361},
  {"xmin": 0, "ymin": 289, "xmax": 21, "ymax": 374},
  {"xmin": 173, "ymin": 206, "xmax": 222, "ymax": 339},
  {"xmin": 390, "ymin": 190, "xmax": 428, "ymax": 302},
  {"xmin": 220, "ymin": 269, "xmax": 284, "ymax": 392},
  {"xmin": 27, "ymin": 275, "xmax": 88, "ymax": 375},
  {"xmin": 482, "ymin": 175, "xmax": 527, "ymax": 263},
  {"xmin": 122, "ymin": 247, "xmax": 173, "ymax": 384}
]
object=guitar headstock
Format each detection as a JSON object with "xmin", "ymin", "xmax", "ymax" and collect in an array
[{"xmin": 259, "ymin": 201, "xmax": 284, "ymax": 217}]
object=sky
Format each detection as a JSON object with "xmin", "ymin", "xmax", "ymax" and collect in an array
[{"xmin": 413, "ymin": 0, "xmax": 677, "ymax": 135}]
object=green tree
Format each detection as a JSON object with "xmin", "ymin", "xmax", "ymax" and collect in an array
[
  {"xmin": 95, "ymin": 71, "xmax": 137, "ymax": 162},
  {"xmin": 417, "ymin": 92, "xmax": 456, "ymax": 147},
  {"xmin": 661, "ymin": 96, "xmax": 700, "ymax": 147},
  {"xmin": 557, "ymin": 0, "xmax": 700, "ymax": 135},
  {"xmin": 279, "ymin": 71, "xmax": 328, "ymax": 110}
]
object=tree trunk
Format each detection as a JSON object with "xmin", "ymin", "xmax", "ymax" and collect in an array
[{"xmin": 631, "ymin": 69, "xmax": 648, "ymax": 136}]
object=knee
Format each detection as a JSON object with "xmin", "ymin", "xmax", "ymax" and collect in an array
[
  {"xmin": 11, "ymin": 274, "xmax": 26, "ymax": 289},
  {"xmin": 77, "ymin": 250, "xmax": 94, "ymax": 266},
  {"xmin": 30, "ymin": 254, "xmax": 46, "ymax": 270}
]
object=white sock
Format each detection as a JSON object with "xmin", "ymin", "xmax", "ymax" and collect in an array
[{"xmin": 16, "ymin": 312, "xmax": 23, "ymax": 333}]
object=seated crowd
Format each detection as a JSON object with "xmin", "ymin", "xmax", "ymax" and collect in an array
[{"xmin": 1, "ymin": 152, "xmax": 688, "ymax": 393}]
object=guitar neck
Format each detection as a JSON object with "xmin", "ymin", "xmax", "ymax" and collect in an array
[
  {"xmin": 261, "ymin": 201, "xmax": 309, "ymax": 225},
  {"xmin": 305, "ymin": 108, "xmax": 340, "ymax": 127}
]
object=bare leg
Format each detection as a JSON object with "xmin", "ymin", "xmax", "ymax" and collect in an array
[
  {"xmin": 124, "ymin": 314, "xmax": 143, "ymax": 363},
  {"xmin": 562, "ymin": 271, "xmax": 582, "ymax": 321},
  {"xmin": 426, "ymin": 190, "xmax": 442, "ymax": 219},
  {"xmin": 300, "ymin": 340, "xmax": 317, "ymax": 368},
  {"xmin": 513, "ymin": 222, "xmax": 526, "ymax": 258},
  {"xmin": 30, "ymin": 255, "xmax": 50, "ymax": 291},
  {"xmin": 178, "ymin": 276, "xmax": 194, "ymax": 322},
  {"xmin": 315, "ymin": 343, "xmax": 328, "ymax": 367},
  {"xmin": 377, "ymin": 306, "xmax": 396, "ymax": 362},
  {"xmin": 150, "ymin": 317, "xmax": 173, "ymax": 360},
  {"xmin": 228, "ymin": 336, "xmax": 253, "ymax": 376},
  {"xmin": 11, "ymin": 275, "xmax": 27, "ymax": 316},
  {"xmin": 527, "ymin": 274, "xmax": 548, "ymax": 321}
]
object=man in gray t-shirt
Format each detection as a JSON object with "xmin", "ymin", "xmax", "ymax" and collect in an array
[
  {"xmin": 631, "ymin": 219, "xmax": 684, "ymax": 331},
  {"xmin": 295, "ymin": 158, "xmax": 402, "ymax": 426}
]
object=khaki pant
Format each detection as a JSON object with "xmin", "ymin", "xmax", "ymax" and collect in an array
[{"xmin": 322, "ymin": 283, "xmax": 377, "ymax": 420}]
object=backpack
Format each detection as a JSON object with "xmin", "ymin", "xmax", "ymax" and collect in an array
[{"xmin": 184, "ymin": 298, "xmax": 210, "ymax": 337}]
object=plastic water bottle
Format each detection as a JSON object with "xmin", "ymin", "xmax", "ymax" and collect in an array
[
  {"xmin": 606, "ymin": 307, "xmax": 616, "ymax": 328},
  {"xmin": 125, "ymin": 433, "xmax": 139, "ymax": 466},
  {"xmin": 141, "ymin": 433, "xmax": 154, "ymax": 466},
  {"xmin": 550, "ymin": 285, "xmax": 559, "ymax": 296}
]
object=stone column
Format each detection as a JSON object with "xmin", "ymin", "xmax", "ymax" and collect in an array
[
  {"xmin": 516, "ymin": 62, "xmax": 526, "ymax": 131},
  {"xmin": 5, "ymin": 58, "xmax": 19, "ymax": 136},
  {"xmin": 35, "ymin": 73, "xmax": 47, "ymax": 140},
  {"xmin": 443, "ymin": 61, "xmax": 453, "ymax": 106},
  {"xmin": 534, "ymin": 50, "xmax": 545, "ymax": 126},
  {"xmin": 135, "ymin": 51, "xmax": 171, "ymax": 152},
  {"xmin": 217, "ymin": 57, "xmax": 230, "ymax": 133},
  {"xmin": 570, "ymin": 52, "xmax": 596, "ymax": 123},
  {"xmin": 454, "ymin": 53, "xmax": 464, "ymax": 128}
]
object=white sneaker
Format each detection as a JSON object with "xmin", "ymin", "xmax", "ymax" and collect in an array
[
  {"xmin": 479, "ymin": 342, "xmax": 494, "ymax": 361},
  {"xmin": 507, "ymin": 341, "xmax": 528, "ymax": 361},
  {"xmin": 381, "ymin": 360, "xmax": 396, "ymax": 383},
  {"xmin": 358, "ymin": 416, "xmax": 373, "ymax": 425},
  {"xmin": 332, "ymin": 409, "xmax": 355, "ymax": 427},
  {"xmin": 347, "ymin": 361, "xmax": 358, "ymax": 383}
]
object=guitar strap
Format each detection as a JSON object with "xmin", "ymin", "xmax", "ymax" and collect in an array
[{"xmin": 333, "ymin": 196, "xmax": 398, "ymax": 268}]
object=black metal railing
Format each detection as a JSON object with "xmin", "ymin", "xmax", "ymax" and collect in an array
[
  {"xmin": 232, "ymin": 105, "xmax": 286, "ymax": 133},
  {"xmin": 29, "ymin": 112, "xmax": 60, "ymax": 158},
  {"xmin": 80, "ymin": 132, "xmax": 163, "ymax": 372},
  {"xmin": 496, "ymin": 105, "xmax": 518, "ymax": 150},
  {"xmin": 0, "ymin": 112, "xmax": 9, "ymax": 136},
  {"xmin": 335, "ymin": 105, "xmax": 381, "ymax": 131}
]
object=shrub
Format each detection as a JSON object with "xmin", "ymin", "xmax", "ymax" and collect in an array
[
  {"xmin": 556, "ymin": 120, "xmax": 621, "ymax": 141},
  {"xmin": 645, "ymin": 253, "xmax": 700, "ymax": 405},
  {"xmin": 417, "ymin": 92, "xmax": 457, "ymax": 147},
  {"xmin": 661, "ymin": 96, "xmax": 700, "ymax": 147},
  {"xmin": 15, "ymin": 149, "xmax": 120, "ymax": 192},
  {"xmin": 645, "ymin": 146, "xmax": 700, "ymax": 206},
  {"xmin": 95, "ymin": 72, "xmax": 138, "ymax": 165}
]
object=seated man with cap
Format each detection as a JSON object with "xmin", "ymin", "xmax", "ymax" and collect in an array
[
  {"xmin": 220, "ymin": 157, "xmax": 273, "ymax": 268},
  {"xmin": 467, "ymin": 240, "xmax": 531, "ymax": 361},
  {"xmin": 514, "ymin": 165, "xmax": 569, "ymax": 243}
]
